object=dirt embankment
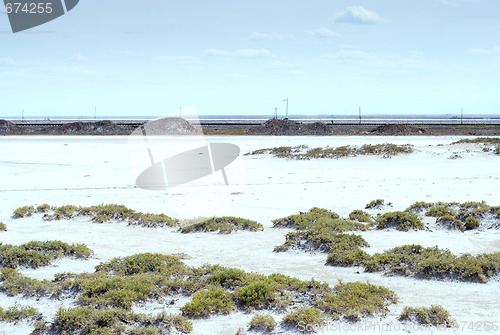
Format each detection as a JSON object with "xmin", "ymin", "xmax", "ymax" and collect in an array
[
  {"xmin": 0, "ymin": 119, "xmax": 24, "ymax": 133},
  {"xmin": 61, "ymin": 121, "xmax": 124, "ymax": 135},
  {"xmin": 246, "ymin": 119, "xmax": 332, "ymax": 135},
  {"xmin": 369, "ymin": 124, "xmax": 426, "ymax": 135}
]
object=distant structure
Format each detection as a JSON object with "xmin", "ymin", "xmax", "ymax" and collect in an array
[
  {"xmin": 274, "ymin": 107, "xmax": 278, "ymax": 119},
  {"xmin": 283, "ymin": 98, "xmax": 289, "ymax": 119}
]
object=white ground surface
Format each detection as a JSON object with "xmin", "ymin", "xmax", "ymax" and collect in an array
[{"xmin": 0, "ymin": 135, "xmax": 499, "ymax": 335}]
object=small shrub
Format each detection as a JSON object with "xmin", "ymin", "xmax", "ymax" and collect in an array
[
  {"xmin": 348, "ymin": 210, "xmax": 373, "ymax": 224},
  {"xmin": 283, "ymin": 307, "xmax": 326, "ymax": 329},
  {"xmin": 92, "ymin": 214, "xmax": 111, "ymax": 223},
  {"xmin": 180, "ymin": 287, "xmax": 235, "ymax": 317},
  {"xmin": 437, "ymin": 215, "xmax": 464, "ymax": 231},
  {"xmin": 365, "ymin": 199, "xmax": 385, "ymax": 209},
  {"xmin": 181, "ymin": 217, "xmax": 263, "ymax": 234},
  {"xmin": 127, "ymin": 212, "xmax": 178, "ymax": 228},
  {"xmin": 0, "ymin": 304, "xmax": 40, "ymax": 322},
  {"xmin": 315, "ymin": 281, "xmax": 398, "ymax": 320},
  {"xmin": 36, "ymin": 204, "xmax": 51, "ymax": 213},
  {"xmin": 12, "ymin": 206, "xmax": 35, "ymax": 218},
  {"xmin": 399, "ymin": 305, "xmax": 455, "ymax": 327},
  {"xmin": 209, "ymin": 267, "xmax": 249, "ymax": 289},
  {"xmin": 95, "ymin": 253, "xmax": 187, "ymax": 276},
  {"xmin": 237, "ymin": 280, "xmax": 276, "ymax": 309},
  {"xmin": 326, "ymin": 249, "xmax": 370, "ymax": 267},
  {"xmin": 0, "ymin": 268, "xmax": 55, "ymax": 296},
  {"xmin": 0, "ymin": 222, "xmax": 6, "ymax": 231},
  {"xmin": 248, "ymin": 314, "xmax": 276, "ymax": 332},
  {"xmin": 272, "ymin": 207, "xmax": 340, "ymax": 229},
  {"xmin": 376, "ymin": 211, "xmax": 424, "ymax": 231},
  {"xmin": 465, "ymin": 216, "xmax": 480, "ymax": 230},
  {"xmin": 426, "ymin": 206, "xmax": 456, "ymax": 218}
]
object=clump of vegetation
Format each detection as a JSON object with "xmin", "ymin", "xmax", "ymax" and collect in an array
[
  {"xmin": 237, "ymin": 280, "xmax": 276, "ymax": 309},
  {"xmin": 437, "ymin": 215, "xmax": 464, "ymax": 231},
  {"xmin": 95, "ymin": 253, "xmax": 187, "ymax": 276},
  {"xmin": 181, "ymin": 217, "xmax": 263, "ymax": 234},
  {"xmin": 399, "ymin": 305, "xmax": 455, "ymax": 327},
  {"xmin": 0, "ymin": 304, "xmax": 40, "ymax": 323},
  {"xmin": 272, "ymin": 207, "xmax": 339, "ymax": 229},
  {"xmin": 127, "ymin": 212, "xmax": 178, "ymax": 228},
  {"xmin": 0, "ymin": 241, "xmax": 92, "ymax": 269},
  {"xmin": 315, "ymin": 281, "xmax": 398, "ymax": 321},
  {"xmin": 465, "ymin": 216, "xmax": 481, "ymax": 230},
  {"xmin": 283, "ymin": 307, "xmax": 326, "ymax": 329},
  {"xmin": 364, "ymin": 244, "xmax": 500, "ymax": 283},
  {"xmin": 248, "ymin": 314, "xmax": 276, "ymax": 332},
  {"xmin": 53, "ymin": 205, "xmax": 79, "ymax": 220},
  {"xmin": 365, "ymin": 199, "xmax": 385, "ymax": 209},
  {"xmin": 452, "ymin": 137, "xmax": 500, "ymax": 145},
  {"xmin": 376, "ymin": 211, "xmax": 425, "ymax": 231},
  {"xmin": 180, "ymin": 287, "xmax": 235, "ymax": 317},
  {"xmin": 348, "ymin": 210, "xmax": 373, "ymax": 224},
  {"xmin": 52, "ymin": 307, "xmax": 193, "ymax": 334},
  {"xmin": 36, "ymin": 204, "xmax": 52, "ymax": 213},
  {"xmin": 12, "ymin": 206, "xmax": 35, "ymax": 218},
  {"xmin": 326, "ymin": 248, "xmax": 370, "ymax": 267},
  {"xmin": 0, "ymin": 222, "xmax": 6, "ymax": 231},
  {"xmin": 0, "ymin": 268, "xmax": 56, "ymax": 296},
  {"xmin": 246, "ymin": 144, "xmax": 413, "ymax": 160}
]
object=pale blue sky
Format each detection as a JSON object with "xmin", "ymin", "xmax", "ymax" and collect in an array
[{"xmin": 1, "ymin": 0, "xmax": 499, "ymax": 117}]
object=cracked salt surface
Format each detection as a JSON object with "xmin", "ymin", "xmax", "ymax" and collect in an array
[{"xmin": 0, "ymin": 135, "xmax": 499, "ymax": 334}]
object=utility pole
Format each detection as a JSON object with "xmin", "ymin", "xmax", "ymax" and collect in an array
[
  {"xmin": 283, "ymin": 98, "xmax": 288, "ymax": 119},
  {"xmin": 22, "ymin": 108, "xmax": 24, "ymax": 122},
  {"xmin": 274, "ymin": 107, "xmax": 278, "ymax": 119},
  {"xmin": 94, "ymin": 107, "xmax": 97, "ymax": 121},
  {"xmin": 461, "ymin": 108, "xmax": 463, "ymax": 125},
  {"xmin": 179, "ymin": 106, "xmax": 182, "ymax": 118},
  {"xmin": 359, "ymin": 107, "xmax": 362, "ymax": 124}
]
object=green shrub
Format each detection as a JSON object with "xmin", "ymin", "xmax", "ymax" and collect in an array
[
  {"xmin": 465, "ymin": 216, "xmax": 480, "ymax": 230},
  {"xmin": 452, "ymin": 137, "xmax": 500, "ymax": 145},
  {"xmin": 248, "ymin": 314, "xmax": 276, "ymax": 332},
  {"xmin": 127, "ymin": 212, "xmax": 178, "ymax": 227},
  {"xmin": 237, "ymin": 280, "xmax": 276, "ymax": 309},
  {"xmin": 0, "ymin": 304, "xmax": 40, "ymax": 322},
  {"xmin": 95, "ymin": 253, "xmax": 187, "ymax": 276},
  {"xmin": 316, "ymin": 281, "xmax": 398, "ymax": 321},
  {"xmin": 365, "ymin": 199, "xmax": 385, "ymax": 209},
  {"xmin": 272, "ymin": 207, "xmax": 340, "ymax": 229},
  {"xmin": 348, "ymin": 210, "xmax": 373, "ymax": 224},
  {"xmin": 399, "ymin": 305, "xmax": 455, "ymax": 327},
  {"xmin": 209, "ymin": 267, "xmax": 249, "ymax": 289},
  {"xmin": 180, "ymin": 287, "xmax": 235, "ymax": 317},
  {"xmin": 0, "ymin": 222, "xmax": 6, "ymax": 231},
  {"xmin": 376, "ymin": 211, "xmax": 425, "ymax": 231},
  {"xmin": 426, "ymin": 206, "xmax": 456, "ymax": 217},
  {"xmin": 181, "ymin": 217, "xmax": 263, "ymax": 234},
  {"xmin": 0, "ymin": 268, "xmax": 55, "ymax": 296},
  {"xmin": 283, "ymin": 307, "xmax": 326, "ymax": 329},
  {"xmin": 36, "ymin": 204, "xmax": 51, "ymax": 213},
  {"xmin": 92, "ymin": 214, "xmax": 111, "ymax": 223},
  {"xmin": 12, "ymin": 206, "xmax": 35, "ymax": 218},
  {"xmin": 54, "ymin": 205, "xmax": 79, "ymax": 219},
  {"xmin": 364, "ymin": 245, "xmax": 500, "ymax": 283},
  {"xmin": 326, "ymin": 249, "xmax": 370, "ymax": 267}
]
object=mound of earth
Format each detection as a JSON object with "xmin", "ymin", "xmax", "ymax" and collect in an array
[
  {"xmin": 0, "ymin": 119, "xmax": 24, "ymax": 134},
  {"xmin": 141, "ymin": 117, "xmax": 202, "ymax": 135},
  {"xmin": 369, "ymin": 124, "xmax": 425, "ymax": 135},
  {"xmin": 246, "ymin": 119, "xmax": 332, "ymax": 135},
  {"xmin": 61, "ymin": 121, "xmax": 122, "ymax": 135}
]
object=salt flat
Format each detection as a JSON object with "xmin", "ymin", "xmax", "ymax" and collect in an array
[{"xmin": 0, "ymin": 135, "xmax": 499, "ymax": 334}]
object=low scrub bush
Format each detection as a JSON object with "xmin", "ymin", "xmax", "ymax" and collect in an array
[
  {"xmin": 127, "ymin": 212, "xmax": 178, "ymax": 228},
  {"xmin": 181, "ymin": 217, "xmax": 263, "ymax": 234},
  {"xmin": 36, "ymin": 204, "xmax": 51, "ymax": 213},
  {"xmin": 180, "ymin": 287, "xmax": 235, "ymax": 317},
  {"xmin": 0, "ymin": 222, "xmax": 6, "ymax": 231},
  {"xmin": 348, "ymin": 210, "xmax": 373, "ymax": 224},
  {"xmin": 452, "ymin": 137, "xmax": 500, "ymax": 145},
  {"xmin": 283, "ymin": 307, "xmax": 326, "ymax": 329},
  {"xmin": 437, "ymin": 215, "xmax": 464, "ymax": 231},
  {"xmin": 0, "ymin": 268, "xmax": 55, "ymax": 296},
  {"xmin": 12, "ymin": 206, "xmax": 35, "ymax": 218},
  {"xmin": 0, "ymin": 304, "xmax": 40, "ymax": 322},
  {"xmin": 465, "ymin": 216, "xmax": 481, "ymax": 230},
  {"xmin": 315, "ymin": 281, "xmax": 398, "ymax": 321},
  {"xmin": 365, "ymin": 199, "xmax": 385, "ymax": 209},
  {"xmin": 326, "ymin": 249, "xmax": 370, "ymax": 267},
  {"xmin": 272, "ymin": 207, "xmax": 340, "ymax": 229},
  {"xmin": 399, "ymin": 305, "xmax": 455, "ymax": 327},
  {"xmin": 0, "ymin": 241, "xmax": 91, "ymax": 269},
  {"xmin": 95, "ymin": 253, "xmax": 187, "ymax": 276},
  {"xmin": 376, "ymin": 211, "xmax": 425, "ymax": 231},
  {"xmin": 237, "ymin": 280, "xmax": 276, "ymax": 309},
  {"xmin": 364, "ymin": 245, "xmax": 500, "ymax": 283},
  {"xmin": 248, "ymin": 314, "xmax": 276, "ymax": 332}
]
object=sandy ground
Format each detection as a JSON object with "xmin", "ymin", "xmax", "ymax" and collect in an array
[{"xmin": 0, "ymin": 135, "xmax": 499, "ymax": 334}]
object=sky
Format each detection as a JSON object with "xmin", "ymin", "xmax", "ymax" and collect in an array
[{"xmin": 1, "ymin": 0, "xmax": 500, "ymax": 117}]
